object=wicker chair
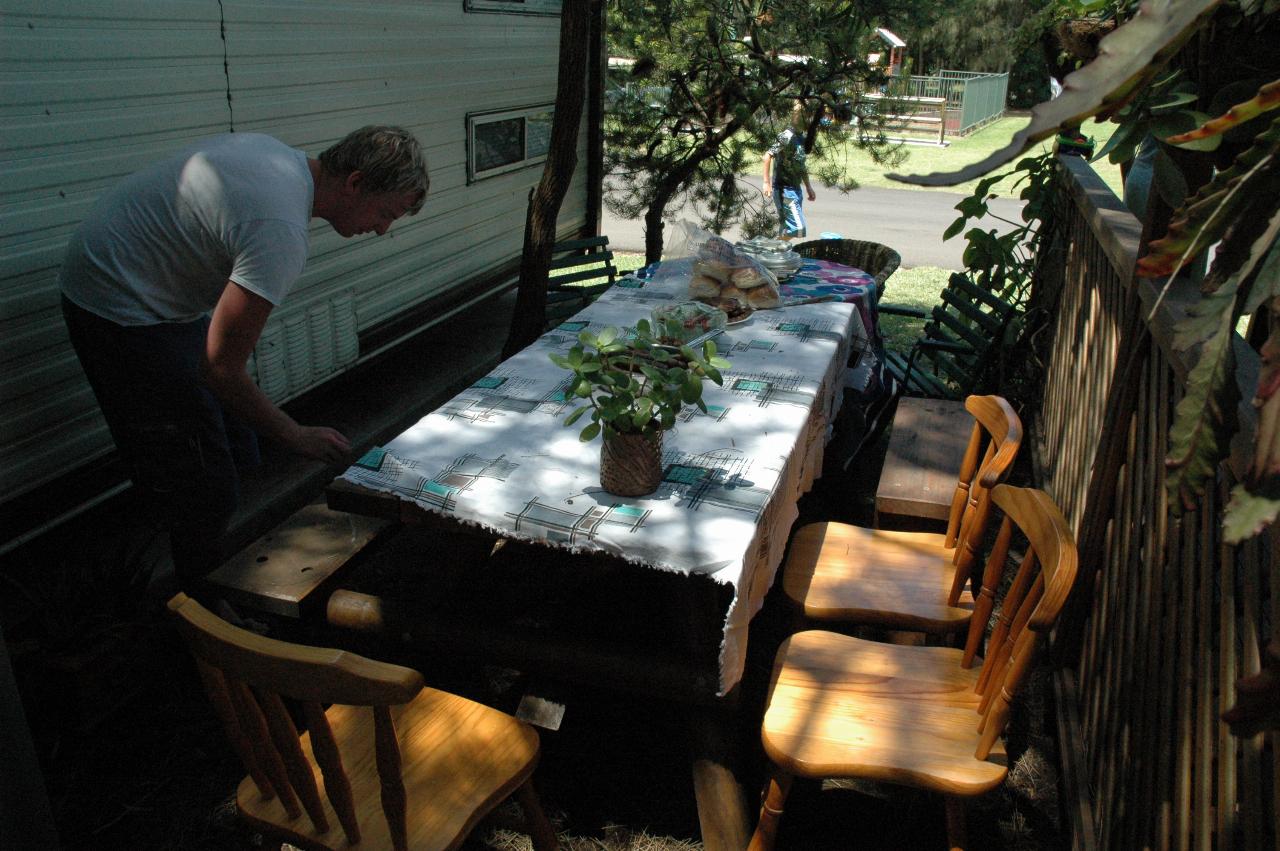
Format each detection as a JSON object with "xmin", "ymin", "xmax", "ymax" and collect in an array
[{"xmin": 793, "ymin": 238, "xmax": 901, "ymax": 298}]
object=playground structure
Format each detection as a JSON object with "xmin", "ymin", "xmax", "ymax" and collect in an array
[{"xmin": 864, "ymin": 30, "xmax": 1010, "ymax": 145}]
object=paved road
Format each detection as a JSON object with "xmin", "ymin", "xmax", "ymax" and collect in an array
[{"xmin": 601, "ymin": 183, "xmax": 1026, "ymax": 269}]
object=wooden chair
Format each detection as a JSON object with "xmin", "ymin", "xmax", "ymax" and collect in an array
[
  {"xmin": 166, "ymin": 593, "xmax": 558, "ymax": 851},
  {"xmin": 793, "ymin": 238, "xmax": 901, "ymax": 298},
  {"xmin": 749, "ymin": 485, "xmax": 1078, "ymax": 851},
  {"xmin": 879, "ymin": 272, "xmax": 1018, "ymax": 399},
  {"xmin": 782, "ymin": 395, "xmax": 1021, "ymax": 637},
  {"xmin": 545, "ymin": 235, "xmax": 617, "ymax": 327}
]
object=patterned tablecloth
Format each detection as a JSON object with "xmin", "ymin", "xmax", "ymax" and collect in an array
[{"xmin": 340, "ymin": 270, "xmax": 862, "ymax": 695}]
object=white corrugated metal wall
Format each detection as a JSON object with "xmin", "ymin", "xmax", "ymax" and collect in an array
[{"xmin": 0, "ymin": 1, "xmax": 588, "ymax": 516}]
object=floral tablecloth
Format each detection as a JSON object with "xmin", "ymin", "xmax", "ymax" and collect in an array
[{"xmin": 340, "ymin": 270, "xmax": 862, "ymax": 695}]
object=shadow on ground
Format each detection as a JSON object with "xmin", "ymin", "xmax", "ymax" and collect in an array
[{"xmin": 8, "ymin": 404, "xmax": 1063, "ymax": 850}]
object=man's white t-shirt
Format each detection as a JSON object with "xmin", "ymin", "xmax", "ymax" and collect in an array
[{"xmin": 60, "ymin": 133, "xmax": 313, "ymax": 326}]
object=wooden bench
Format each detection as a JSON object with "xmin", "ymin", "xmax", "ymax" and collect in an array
[
  {"xmin": 546, "ymin": 235, "xmax": 618, "ymax": 326},
  {"xmin": 203, "ymin": 497, "xmax": 389, "ymax": 618},
  {"xmin": 874, "ymin": 396, "xmax": 971, "ymax": 529}
]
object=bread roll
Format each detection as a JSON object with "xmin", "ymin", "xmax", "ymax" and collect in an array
[
  {"xmin": 747, "ymin": 286, "xmax": 782, "ymax": 309},
  {"xmin": 689, "ymin": 274, "xmax": 722, "ymax": 300},
  {"xmin": 693, "ymin": 259, "xmax": 731, "ymax": 283},
  {"xmin": 731, "ymin": 266, "xmax": 768, "ymax": 289}
]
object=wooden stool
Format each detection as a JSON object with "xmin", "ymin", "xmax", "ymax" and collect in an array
[
  {"xmin": 874, "ymin": 397, "xmax": 971, "ymax": 530},
  {"xmin": 204, "ymin": 498, "xmax": 388, "ymax": 619}
]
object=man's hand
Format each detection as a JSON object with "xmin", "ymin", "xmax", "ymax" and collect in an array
[
  {"xmin": 806, "ymin": 185, "xmax": 816, "ymax": 202},
  {"xmin": 206, "ymin": 282, "xmax": 352, "ymax": 466},
  {"xmin": 290, "ymin": 424, "xmax": 352, "ymax": 465}
]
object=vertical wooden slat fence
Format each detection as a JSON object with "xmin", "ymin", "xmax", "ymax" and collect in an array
[{"xmin": 1035, "ymin": 155, "xmax": 1277, "ymax": 849}]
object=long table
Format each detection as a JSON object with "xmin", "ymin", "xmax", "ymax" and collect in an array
[
  {"xmin": 326, "ymin": 265, "xmax": 866, "ymax": 848},
  {"xmin": 332, "ymin": 267, "xmax": 863, "ymax": 694}
]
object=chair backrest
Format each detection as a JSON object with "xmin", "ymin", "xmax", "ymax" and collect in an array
[
  {"xmin": 793, "ymin": 238, "xmax": 901, "ymax": 296},
  {"xmin": 545, "ymin": 235, "xmax": 618, "ymax": 329},
  {"xmin": 960, "ymin": 485, "xmax": 1078, "ymax": 759},
  {"xmin": 548, "ymin": 235, "xmax": 617, "ymax": 293},
  {"xmin": 884, "ymin": 272, "xmax": 1019, "ymax": 399},
  {"xmin": 944, "ymin": 395, "xmax": 1023, "ymax": 606},
  {"xmin": 167, "ymin": 592, "xmax": 423, "ymax": 848}
]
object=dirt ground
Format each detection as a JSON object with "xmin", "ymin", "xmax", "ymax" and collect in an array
[{"xmin": 8, "ymin": 407, "xmax": 1064, "ymax": 850}]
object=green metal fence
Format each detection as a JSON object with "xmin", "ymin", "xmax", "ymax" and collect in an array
[{"xmin": 895, "ymin": 70, "xmax": 1009, "ymax": 136}]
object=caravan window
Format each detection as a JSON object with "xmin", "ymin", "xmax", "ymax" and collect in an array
[
  {"xmin": 468, "ymin": 106, "xmax": 554, "ymax": 182},
  {"xmin": 464, "ymin": 0, "xmax": 561, "ymax": 14}
]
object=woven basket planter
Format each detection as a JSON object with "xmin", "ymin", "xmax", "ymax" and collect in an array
[{"xmin": 600, "ymin": 430, "xmax": 664, "ymax": 496}]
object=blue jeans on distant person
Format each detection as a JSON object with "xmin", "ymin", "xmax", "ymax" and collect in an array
[
  {"xmin": 773, "ymin": 185, "xmax": 807, "ymax": 238},
  {"xmin": 61, "ymin": 296, "xmax": 260, "ymax": 588}
]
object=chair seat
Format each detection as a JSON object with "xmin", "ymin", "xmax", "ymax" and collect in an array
[
  {"xmin": 238, "ymin": 687, "xmax": 541, "ymax": 851},
  {"xmin": 781, "ymin": 522, "xmax": 974, "ymax": 632},
  {"xmin": 760, "ymin": 630, "xmax": 1007, "ymax": 797}
]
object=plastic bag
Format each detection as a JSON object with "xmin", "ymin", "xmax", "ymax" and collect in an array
[{"xmin": 654, "ymin": 221, "xmax": 782, "ymax": 313}]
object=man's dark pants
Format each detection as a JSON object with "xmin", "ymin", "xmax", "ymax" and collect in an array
[{"xmin": 61, "ymin": 296, "xmax": 259, "ymax": 588}]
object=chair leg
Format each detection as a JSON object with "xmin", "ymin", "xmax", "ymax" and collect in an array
[
  {"xmin": 747, "ymin": 771, "xmax": 793, "ymax": 851},
  {"xmin": 944, "ymin": 795, "xmax": 967, "ymax": 851},
  {"xmin": 516, "ymin": 779, "xmax": 559, "ymax": 851}
]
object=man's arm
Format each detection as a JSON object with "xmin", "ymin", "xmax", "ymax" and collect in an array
[
  {"xmin": 203, "ymin": 281, "xmax": 351, "ymax": 464},
  {"xmin": 762, "ymin": 151, "xmax": 773, "ymax": 195},
  {"xmin": 804, "ymin": 174, "xmax": 816, "ymax": 202}
]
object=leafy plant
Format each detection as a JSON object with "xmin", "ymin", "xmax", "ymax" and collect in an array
[
  {"xmin": 549, "ymin": 319, "xmax": 730, "ymax": 441},
  {"xmin": 944, "ymin": 150, "xmax": 1061, "ymax": 305},
  {"xmin": 887, "ymin": 0, "xmax": 1280, "ymax": 540}
]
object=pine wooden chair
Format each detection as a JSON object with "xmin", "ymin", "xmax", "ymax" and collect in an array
[
  {"xmin": 749, "ymin": 485, "xmax": 1078, "ymax": 851},
  {"xmin": 793, "ymin": 238, "xmax": 901, "ymax": 298},
  {"xmin": 781, "ymin": 395, "xmax": 1021, "ymax": 637},
  {"xmin": 166, "ymin": 593, "xmax": 558, "ymax": 851}
]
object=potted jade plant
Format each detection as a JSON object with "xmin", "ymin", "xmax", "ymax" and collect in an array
[{"xmin": 549, "ymin": 318, "xmax": 730, "ymax": 496}]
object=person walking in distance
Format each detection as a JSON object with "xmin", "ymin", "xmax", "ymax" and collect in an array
[{"xmin": 762, "ymin": 101, "xmax": 817, "ymax": 240}]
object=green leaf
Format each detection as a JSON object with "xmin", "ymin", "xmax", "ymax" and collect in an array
[
  {"xmin": 682, "ymin": 373, "xmax": 703, "ymax": 403},
  {"xmin": 1166, "ymin": 111, "xmax": 1223, "ymax": 151},
  {"xmin": 548, "ymin": 352, "xmax": 569, "ymax": 369},
  {"xmin": 579, "ymin": 361, "xmax": 601, "ymax": 373},
  {"xmin": 1151, "ymin": 147, "xmax": 1189, "ymax": 209},
  {"xmin": 943, "ymin": 217, "xmax": 966, "ymax": 241},
  {"xmin": 574, "ymin": 378, "xmax": 593, "ymax": 397},
  {"xmin": 1166, "ymin": 304, "xmax": 1240, "ymax": 510},
  {"xmin": 1223, "ymin": 483, "xmax": 1280, "ymax": 543},
  {"xmin": 597, "ymin": 326, "xmax": 618, "ymax": 346},
  {"xmin": 564, "ymin": 406, "xmax": 588, "ymax": 426},
  {"xmin": 1092, "ymin": 116, "xmax": 1142, "ymax": 163},
  {"xmin": 1150, "ymin": 90, "xmax": 1199, "ymax": 113},
  {"xmin": 579, "ymin": 422, "xmax": 601, "ymax": 442}
]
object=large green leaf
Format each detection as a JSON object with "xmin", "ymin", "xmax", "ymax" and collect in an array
[
  {"xmin": 888, "ymin": 0, "xmax": 1221, "ymax": 186},
  {"xmin": 1166, "ymin": 303, "xmax": 1240, "ymax": 509},
  {"xmin": 1137, "ymin": 115, "xmax": 1280, "ymax": 279}
]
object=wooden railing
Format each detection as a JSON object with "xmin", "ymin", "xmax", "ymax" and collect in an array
[{"xmin": 1036, "ymin": 154, "xmax": 1277, "ymax": 850}]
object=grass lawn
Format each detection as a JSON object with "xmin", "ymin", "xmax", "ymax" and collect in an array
[
  {"xmin": 877, "ymin": 266, "xmax": 952, "ymax": 352},
  {"xmin": 746, "ymin": 114, "xmax": 1125, "ymax": 200}
]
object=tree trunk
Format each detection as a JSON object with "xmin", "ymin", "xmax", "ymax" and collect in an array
[{"xmin": 502, "ymin": 0, "xmax": 596, "ymax": 359}]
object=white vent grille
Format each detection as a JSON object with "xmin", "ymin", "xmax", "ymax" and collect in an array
[{"xmin": 250, "ymin": 291, "xmax": 358, "ymax": 403}]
